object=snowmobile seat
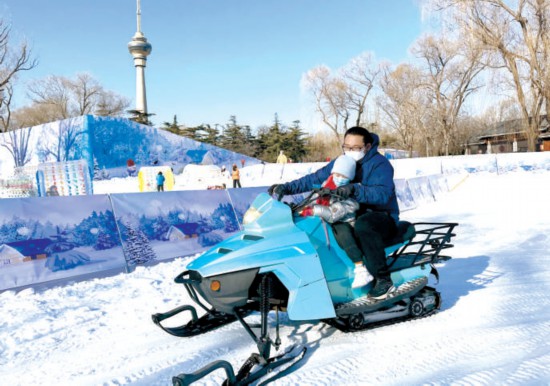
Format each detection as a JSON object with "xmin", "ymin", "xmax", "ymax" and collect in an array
[{"xmin": 386, "ymin": 221, "xmax": 416, "ymax": 246}]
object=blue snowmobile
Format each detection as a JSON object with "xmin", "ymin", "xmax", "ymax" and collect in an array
[{"xmin": 153, "ymin": 190, "xmax": 457, "ymax": 385}]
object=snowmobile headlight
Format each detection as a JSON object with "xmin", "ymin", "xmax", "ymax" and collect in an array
[
  {"xmin": 243, "ymin": 207, "xmax": 262, "ymax": 225},
  {"xmin": 210, "ymin": 280, "xmax": 221, "ymax": 292}
]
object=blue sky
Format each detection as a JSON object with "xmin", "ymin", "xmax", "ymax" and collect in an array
[{"xmin": 1, "ymin": 0, "xmax": 425, "ymax": 132}]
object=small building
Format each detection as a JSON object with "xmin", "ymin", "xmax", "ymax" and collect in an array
[
  {"xmin": 165, "ymin": 223, "xmax": 200, "ymax": 241},
  {"xmin": 465, "ymin": 116, "xmax": 550, "ymax": 154},
  {"xmin": 5, "ymin": 239, "xmax": 53, "ymax": 262},
  {"xmin": 0, "ymin": 244, "xmax": 26, "ymax": 266}
]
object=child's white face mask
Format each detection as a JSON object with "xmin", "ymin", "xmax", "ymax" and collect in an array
[{"xmin": 333, "ymin": 176, "xmax": 350, "ymax": 187}]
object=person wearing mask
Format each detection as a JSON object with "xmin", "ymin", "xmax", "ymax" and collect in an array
[
  {"xmin": 268, "ymin": 126, "xmax": 399, "ymax": 299},
  {"xmin": 297, "ymin": 155, "xmax": 372, "ymax": 288}
]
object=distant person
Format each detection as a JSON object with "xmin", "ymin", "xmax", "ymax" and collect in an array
[
  {"xmin": 47, "ymin": 184, "xmax": 60, "ymax": 196},
  {"xmin": 126, "ymin": 159, "xmax": 137, "ymax": 177},
  {"xmin": 156, "ymin": 171, "xmax": 166, "ymax": 192},
  {"xmin": 232, "ymin": 164, "xmax": 242, "ymax": 188},
  {"xmin": 276, "ymin": 150, "xmax": 288, "ymax": 164},
  {"xmin": 221, "ymin": 165, "xmax": 230, "ymax": 181},
  {"xmin": 241, "ymin": 159, "xmax": 245, "ymax": 168}
]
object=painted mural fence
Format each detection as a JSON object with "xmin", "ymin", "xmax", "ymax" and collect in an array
[
  {"xmin": 0, "ymin": 187, "xmax": 265, "ymax": 291},
  {"xmin": 0, "ymin": 174, "xmax": 452, "ymax": 291},
  {"xmin": 392, "ymin": 151, "xmax": 550, "ymax": 178}
]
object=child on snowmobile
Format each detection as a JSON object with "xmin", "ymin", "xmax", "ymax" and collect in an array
[{"xmin": 297, "ymin": 155, "xmax": 373, "ymax": 288}]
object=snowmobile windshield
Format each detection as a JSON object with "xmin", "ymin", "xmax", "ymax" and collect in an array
[{"xmin": 242, "ymin": 193, "xmax": 293, "ymax": 235}]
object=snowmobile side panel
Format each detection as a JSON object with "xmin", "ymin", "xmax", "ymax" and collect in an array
[
  {"xmin": 390, "ymin": 265, "xmax": 430, "ymax": 287},
  {"xmin": 260, "ymin": 260, "xmax": 336, "ymax": 320}
]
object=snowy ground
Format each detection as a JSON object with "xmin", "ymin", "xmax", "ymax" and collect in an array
[{"xmin": 1, "ymin": 169, "xmax": 550, "ymax": 385}]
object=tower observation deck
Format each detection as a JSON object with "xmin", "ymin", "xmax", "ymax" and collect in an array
[{"xmin": 128, "ymin": 0, "xmax": 152, "ymax": 115}]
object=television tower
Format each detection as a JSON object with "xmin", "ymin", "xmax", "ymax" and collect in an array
[{"xmin": 128, "ymin": 0, "xmax": 152, "ymax": 115}]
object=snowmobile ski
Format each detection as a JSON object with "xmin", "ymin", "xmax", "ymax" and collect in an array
[
  {"xmin": 152, "ymin": 306, "xmax": 239, "ymax": 337},
  {"xmin": 171, "ymin": 345, "xmax": 307, "ymax": 386}
]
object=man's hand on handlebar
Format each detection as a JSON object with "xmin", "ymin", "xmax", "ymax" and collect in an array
[
  {"xmin": 268, "ymin": 184, "xmax": 288, "ymax": 200},
  {"xmin": 335, "ymin": 184, "xmax": 355, "ymax": 199}
]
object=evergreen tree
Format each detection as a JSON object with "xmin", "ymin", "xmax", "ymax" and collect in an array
[
  {"xmin": 94, "ymin": 232, "xmax": 117, "ymax": 250},
  {"xmin": 179, "ymin": 125, "xmax": 202, "ymax": 140},
  {"xmin": 123, "ymin": 223, "xmax": 157, "ymax": 266},
  {"xmin": 284, "ymin": 120, "xmax": 309, "ymax": 162},
  {"xmin": 160, "ymin": 115, "xmax": 181, "ymax": 135},
  {"xmin": 257, "ymin": 114, "xmax": 286, "ymax": 161},
  {"xmin": 201, "ymin": 124, "xmax": 220, "ymax": 146},
  {"xmin": 219, "ymin": 116, "xmax": 249, "ymax": 154},
  {"xmin": 93, "ymin": 157, "xmax": 102, "ymax": 180}
]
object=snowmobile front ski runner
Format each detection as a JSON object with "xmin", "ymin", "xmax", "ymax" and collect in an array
[{"xmin": 153, "ymin": 190, "xmax": 458, "ymax": 385}]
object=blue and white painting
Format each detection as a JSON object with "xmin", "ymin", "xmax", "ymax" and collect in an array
[
  {"xmin": 0, "ymin": 194, "xmax": 125, "ymax": 290},
  {"xmin": 0, "ymin": 115, "xmax": 261, "ymax": 181},
  {"xmin": 110, "ymin": 189, "xmax": 241, "ymax": 268}
]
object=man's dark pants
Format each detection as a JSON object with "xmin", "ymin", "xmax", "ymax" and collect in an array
[{"xmin": 353, "ymin": 211, "xmax": 397, "ymax": 279}]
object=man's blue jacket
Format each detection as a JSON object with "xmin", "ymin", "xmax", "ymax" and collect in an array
[{"xmin": 283, "ymin": 133, "xmax": 400, "ymax": 223}]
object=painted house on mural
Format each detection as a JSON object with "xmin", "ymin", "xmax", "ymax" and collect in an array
[
  {"xmin": 4, "ymin": 239, "xmax": 52, "ymax": 262},
  {"xmin": 165, "ymin": 223, "xmax": 201, "ymax": 241},
  {"xmin": 465, "ymin": 115, "xmax": 550, "ymax": 154},
  {"xmin": 0, "ymin": 244, "xmax": 26, "ymax": 266}
]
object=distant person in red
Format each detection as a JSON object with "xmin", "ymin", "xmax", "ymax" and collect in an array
[
  {"xmin": 127, "ymin": 159, "xmax": 137, "ymax": 176},
  {"xmin": 241, "ymin": 159, "xmax": 245, "ymax": 168}
]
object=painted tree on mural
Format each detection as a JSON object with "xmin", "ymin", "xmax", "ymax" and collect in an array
[{"xmin": 123, "ymin": 223, "xmax": 156, "ymax": 266}]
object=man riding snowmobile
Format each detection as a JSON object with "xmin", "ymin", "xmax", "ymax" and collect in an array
[
  {"xmin": 270, "ymin": 126, "xmax": 401, "ymax": 300},
  {"xmin": 153, "ymin": 185, "xmax": 457, "ymax": 384}
]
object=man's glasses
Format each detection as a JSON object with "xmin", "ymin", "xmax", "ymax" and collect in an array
[{"xmin": 341, "ymin": 145, "xmax": 365, "ymax": 152}]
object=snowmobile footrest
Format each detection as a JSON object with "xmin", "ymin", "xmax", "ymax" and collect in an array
[{"xmin": 336, "ymin": 276, "xmax": 428, "ymax": 316}]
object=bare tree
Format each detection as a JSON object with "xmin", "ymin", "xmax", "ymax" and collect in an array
[
  {"xmin": 0, "ymin": 19, "xmax": 38, "ymax": 132},
  {"xmin": 27, "ymin": 75, "xmax": 72, "ymax": 119},
  {"xmin": 26, "ymin": 73, "xmax": 129, "ymax": 124},
  {"xmin": 378, "ymin": 63, "xmax": 431, "ymax": 157},
  {"xmin": 36, "ymin": 118, "xmax": 86, "ymax": 162},
  {"xmin": 0, "ymin": 84, "xmax": 33, "ymax": 167},
  {"xmin": 302, "ymin": 65, "xmax": 349, "ymax": 141},
  {"xmin": 431, "ymin": 0, "xmax": 549, "ymax": 151},
  {"xmin": 341, "ymin": 52, "xmax": 382, "ymax": 127},
  {"xmin": 302, "ymin": 52, "xmax": 381, "ymax": 141},
  {"xmin": 412, "ymin": 34, "xmax": 485, "ymax": 155}
]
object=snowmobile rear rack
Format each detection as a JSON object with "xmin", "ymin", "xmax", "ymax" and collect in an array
[{"xmin": 386, "ymin": 222, "xmax": 458, "ymax": 272}]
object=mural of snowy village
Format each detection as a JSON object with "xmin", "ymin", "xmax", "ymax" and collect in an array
[
  {"xmin": 0, "ymin": 115, "xmax": 265, "ymax": 290},
  {"xmin": 0, "ymin": 194, "xmax": 125, "ymax": 290}
]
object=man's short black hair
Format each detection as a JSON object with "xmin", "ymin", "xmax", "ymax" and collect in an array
[{"xmin": 345, "ymin": 126, "xmax": 373, "ymax": 145}]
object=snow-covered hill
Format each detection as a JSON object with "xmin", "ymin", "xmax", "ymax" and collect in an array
[{"xmin": 1, "ymin": 169, "xmax": 549, "ymax": 385}]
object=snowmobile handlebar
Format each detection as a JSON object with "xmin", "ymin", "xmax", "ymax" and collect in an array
[{"xmin": 286, "ymin": 187, "xmax": 345, "ymax": 214}]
